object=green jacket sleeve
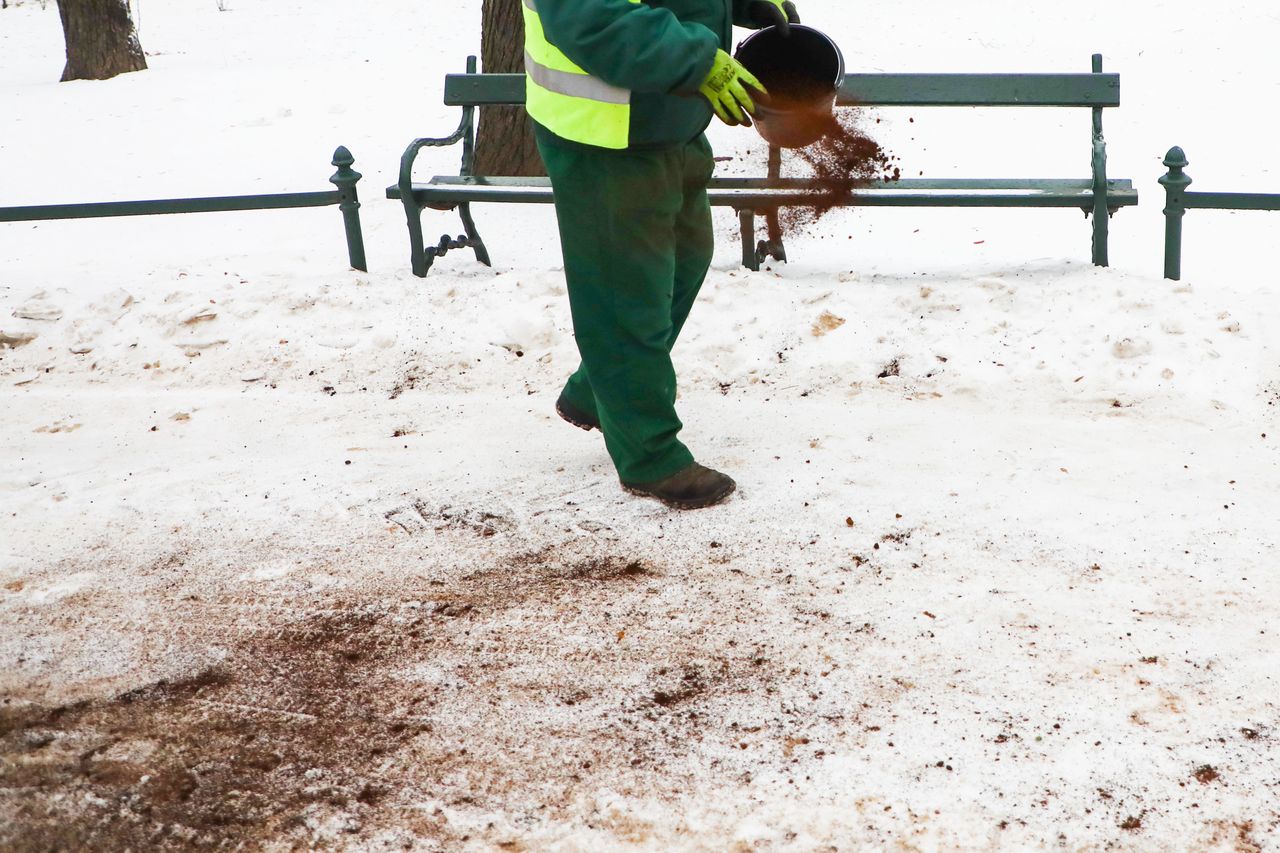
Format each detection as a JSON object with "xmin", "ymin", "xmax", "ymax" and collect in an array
[{"xmin": 536, "ymin": 0, "xmax": 719, "ymax": 96}]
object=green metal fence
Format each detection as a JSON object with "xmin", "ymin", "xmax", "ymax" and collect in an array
[
  {"xmin": 0, "ymin": 146, "xmax": 366, "ymax": 272},
  {"xmin": 1160, "ymin": 146, "xmax": 1280, "ymax": 280}
]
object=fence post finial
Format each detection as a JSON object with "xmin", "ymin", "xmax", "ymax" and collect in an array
[
  {"xmin": 1158, "ymin": 146, "xmax": 1191, "ymax": 280},
  {"xmin": 330, "ymin": 146, "xmax": 367, "ymax": 272}
]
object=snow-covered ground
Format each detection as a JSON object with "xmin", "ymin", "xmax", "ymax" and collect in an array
[{"xmin": 2, "ymin": 1, "xmax": 1277, "ymax": 849}]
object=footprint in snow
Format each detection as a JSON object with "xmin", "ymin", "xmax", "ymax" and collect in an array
[
  {"xmin": 14, "ymin": 301, "xmax": 63, "ymax": 322},
  {"xmin": 1112, "ymin": 337, "xmax": 1152, "ymax": 360}
]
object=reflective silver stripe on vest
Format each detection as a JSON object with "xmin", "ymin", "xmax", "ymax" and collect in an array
[
  {"xmin": 523, "ymin": 0, "xmax": 536, "ymax": 9},
  {"xmin": 523, "ymin": 51, "xmax": 630, "ymax": 105}
]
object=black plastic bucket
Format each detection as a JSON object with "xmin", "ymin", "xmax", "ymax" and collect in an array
[{"xmin": 734, "ymin": 25, "xmax": 845, "ymax": 149}]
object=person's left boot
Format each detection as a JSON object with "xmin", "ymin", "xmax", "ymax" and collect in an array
[
  {"xmin": 621, "ymin": 462, "xmax": 736, "ymax": 510},
  {"xmin": 555, "ymin": 393, "xmax": 599, "ymax": 431}
]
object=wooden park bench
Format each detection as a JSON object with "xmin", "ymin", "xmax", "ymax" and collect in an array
[{"xmin": 389, "ymin": 54, "xmax": 1137, "ymax": 276}]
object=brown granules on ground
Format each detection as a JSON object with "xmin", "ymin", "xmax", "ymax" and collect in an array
[{"xmin": 781, "ymin": 109, "xmax": 901, "ymax": 231}]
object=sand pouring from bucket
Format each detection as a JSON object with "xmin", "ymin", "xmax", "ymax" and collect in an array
[{"xmin": 734, "ymin": 25, "xmax": 846, "ymax": 149}]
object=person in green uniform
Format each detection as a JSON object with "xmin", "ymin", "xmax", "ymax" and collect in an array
[{"xmin": 526, "ymin": 0, "xmax": 800, "ymax": 510}]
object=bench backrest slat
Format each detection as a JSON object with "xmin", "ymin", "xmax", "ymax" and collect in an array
[
  {"xmin": 444, "ymin": 74, "xmax": 526, "ymax": 105},
  {"xmin": 838, "ymin": 73, "xmax": 1119, "ymax": 107},
  {"xmin": 443, "ymin": 72, "xmax": 1119, "ymax": 108}
]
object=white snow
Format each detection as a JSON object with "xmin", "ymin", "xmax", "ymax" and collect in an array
[{"xmin": 1, "ymin": 0, "xmax": 1277, "ymax": 849}]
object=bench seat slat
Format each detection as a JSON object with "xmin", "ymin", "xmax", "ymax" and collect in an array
[
  {"xmin": 388, "ymin": 177, "xmax": 1138, "ymax": 209},
  {"xmin": 406, "ymin": 176, "xmax": 1133, "ymax": 191},
  {"xmin": 444, "ymin": 73, "xmax": 1120, "ymax": 108},
  {"xmin": 718, "ymin": 189, "xmax": 1138, "ymax": 208}
]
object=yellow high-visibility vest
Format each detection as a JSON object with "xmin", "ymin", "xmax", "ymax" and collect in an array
[{"xmin": 522, "ymin": 0, "xmax": 641, "ymax": 150}]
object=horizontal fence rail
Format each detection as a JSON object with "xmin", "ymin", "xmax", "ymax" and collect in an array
[
  {"xmin": 0, "ymin": 192, "xmax": 339, "ymax": 221},
  {"xmin": 1160, "ymin": 146, "xmax": 1280, "ymax": 280},
  {"xmin": 0, "ymin": 146, "xmax": 367, "ymax": 272}
]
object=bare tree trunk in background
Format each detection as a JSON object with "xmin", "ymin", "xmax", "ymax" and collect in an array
[
  {"xmin": 475, "ymin": 0, "xmax": 543, "ymax": 177},
  {"xmin": 56, "ymin": 0, "xmax": 146, "ymax": 82}
]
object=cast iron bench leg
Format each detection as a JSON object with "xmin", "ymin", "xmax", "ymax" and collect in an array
[
  {"xmin": 404, "ymin": 200, "xmax": 490, "ymax": 276},
  {"xmin": 765, "ymin": 208, "xmax": 788, "ymax": 263},
  {"xmin": 738, "ymin": 209, "xmax": 759, "ymax": 271},
  {"xmin": 762, "ymin": 146, "xmax": 788, "ymax": 264},
  {"xmin": 1091, "ymin": 208, "xmax": 1109, "ymax": 267},
  {"xmin": 406, "ymin": 200, "xmax": 432, "ymax": 277},
  {"xmin": 1090, "ymin": 54, "xmax": 1110, "ymax": 267},
  {"xmin": 459, "ymin": 203, "xmax": 491, "ymax": 267}
]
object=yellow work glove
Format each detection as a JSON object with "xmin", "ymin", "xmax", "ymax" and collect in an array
[
  {"xmin": 746, "ymin": 0, "xmax": 800, "ymax": 36},
  {"xmin": 699, "ymin": 49, "xmax": 768, "ymax": 127}
]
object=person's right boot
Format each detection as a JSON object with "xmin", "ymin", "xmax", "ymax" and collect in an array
[
  {"xmin": 621, "ymin": 462, "xmax": 736, "ymax": 510},
  {"xmin": 555, "ymin": 393, "xmax": 599, "ymax": 431}
]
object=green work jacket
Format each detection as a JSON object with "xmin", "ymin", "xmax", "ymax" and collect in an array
[{"xmin": 530, "ymin": 0, "xmax": 763, "ymax": 150}]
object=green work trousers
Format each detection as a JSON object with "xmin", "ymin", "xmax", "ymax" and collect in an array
[{"xmin": 537, "ymin": 134, "xmax": 716, "ymax": 484}]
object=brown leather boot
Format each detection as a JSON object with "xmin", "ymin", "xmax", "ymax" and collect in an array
[
  {"xmin": 621, "ymin": 462, "xmax": 736, "ymax": 510},
  {"xmin": 555, "ymin": 394, "xmax": 599, "ymax": 431}
]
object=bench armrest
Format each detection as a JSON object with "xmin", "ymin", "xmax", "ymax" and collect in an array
[{"xmin": 398, "ymin": 57, "xmax": 480, "ymax": 208}]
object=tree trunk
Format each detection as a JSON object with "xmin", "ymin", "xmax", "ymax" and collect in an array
[
  {"xmin": 56, "ymin": 0, "xmax": 147, "ymax": 82},
  {"xmin": 475, "ymin": 0, "xmax": 543, "ymax": 177}
]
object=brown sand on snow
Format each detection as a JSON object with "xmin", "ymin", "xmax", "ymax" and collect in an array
[
  {"xmin": 0, "ymin": 532, "xmax": 796, "ymax": 850},
  {"xmin": 1, "ymin": 613, "xmax": 427, "ymax": 848},
  {"xmin": 780, "ymin": 109, "xmax": 902, "ymax": 232},
  {"xmin": 2, "ymin": 495, "xmax": 1276, "ymax": 849},
  {"xmin": 718, "ymin": 106, "xmax": 902, "ymax": 246}
]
